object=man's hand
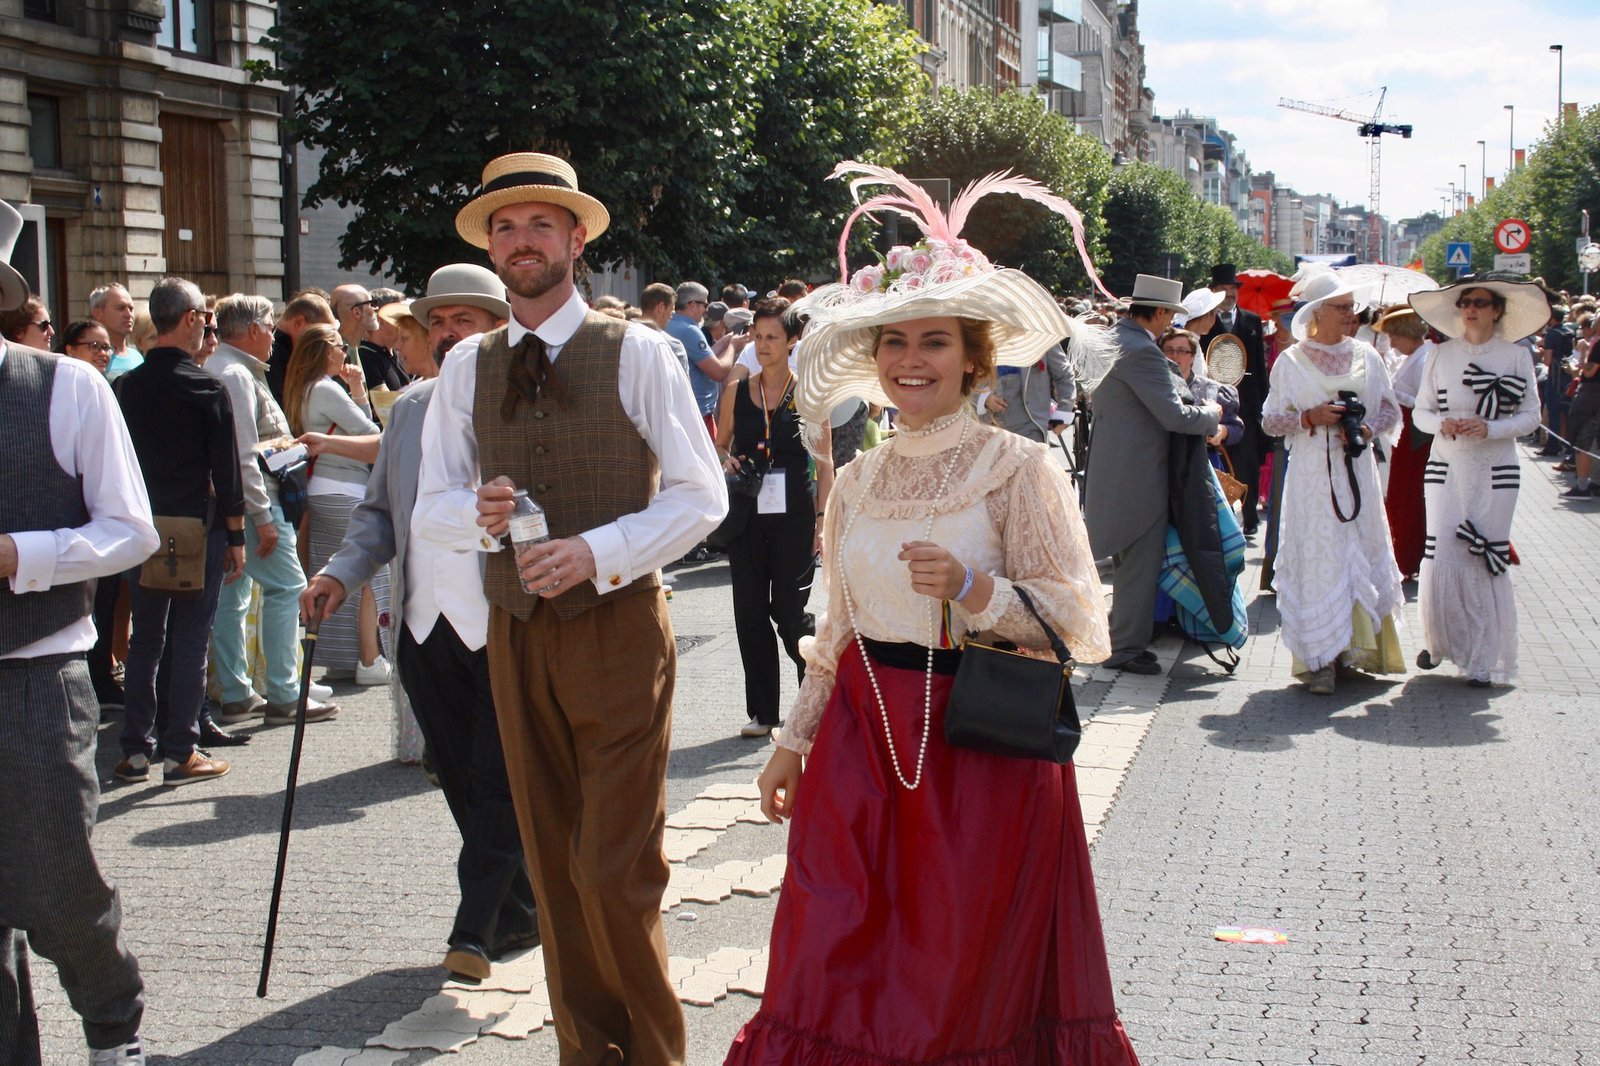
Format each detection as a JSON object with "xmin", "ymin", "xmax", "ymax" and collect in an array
[
  {"xmin": 255, "ymin": 520, "xmax": 280, "ymax": 558},
  {"xmin": 476, "ymin": 475, "xmax": 516, "ymax": 540},
  {"xmin": 300, "ymin": 574, "xmax": 347, "ymax": 622},
  {"xmin": 0, "ymin": 534, "xmax": 17, "ymax": 580},
  {"xmin": 985, "ymin": 394, "xmax": 1008, "ymax": 414},
  {"xmin": 223, "ymin": 545, "xmax": 246, "ymax": 583},
  {"xmin": 516, "ymin": 536, "xmax": 598, "ymax": 599}
]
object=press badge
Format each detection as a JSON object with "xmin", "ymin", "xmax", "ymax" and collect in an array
[{"xmin": 757, "ymin": 469, "xmax": 787, "ymax": 514}]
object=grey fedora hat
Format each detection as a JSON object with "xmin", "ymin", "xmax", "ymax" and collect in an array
[
  {"xmin": 1128, "ymin": 274, "xmax": 1187, "ymax": 313},
  {"xmin": 0, "ymin": 200, "xmax": 30, "ymax": 312},
  {"xmin": 408, "ymin": 263, "xmax": 511, "ymax": 321}
]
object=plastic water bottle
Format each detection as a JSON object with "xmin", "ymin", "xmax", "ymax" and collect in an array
[{"xmin": 507, "ymin": 489, "xmax": 550, "ymax": 594}]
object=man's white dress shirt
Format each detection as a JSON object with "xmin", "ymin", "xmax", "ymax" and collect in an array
[
  {"xmin": 413, "ymin": 290, "xmax": 728, "ymax": 592},
  {"xmin": 1, "ymin": 344, "xmax": 158, "ymax": 658}
]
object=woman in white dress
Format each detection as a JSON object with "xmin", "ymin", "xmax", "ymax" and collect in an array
[
  {"xmin": 1260, "ymin": 272, "xmax": 1405, "ymax": 695},
  {"xmin": 1407, "ymin": 281, "xmax": 1546, "ymax": 686}
]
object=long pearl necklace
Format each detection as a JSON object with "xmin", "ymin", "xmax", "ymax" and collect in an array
[{"xmin": 838, "ymin": 409, "xmax": 969, "ymax": 790}]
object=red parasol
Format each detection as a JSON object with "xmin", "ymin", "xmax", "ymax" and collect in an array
[{"xmin": 1235, "ymin": 270, "xmax": 1292, "ymax": 319}]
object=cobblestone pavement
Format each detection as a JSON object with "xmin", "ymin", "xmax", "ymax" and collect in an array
[{"xmin": 33, "ymin": 441, "xmax": 1599, "ymax": 1064}]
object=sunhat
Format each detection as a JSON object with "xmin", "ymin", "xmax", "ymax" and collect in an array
[
  {"xmin": 0, "ymin": 200, "xmax": 29, "ymax": 312},
  {"xmin": 1175, "ymin": 287, "xmax": 1225, "ymax": 327},
  {"xmin": 1409, "ymin": 279, "xmax": 1550, "ymax": 343},
  {"xmin": 455, "ymin": 152, "xmax": 610, "ymax": 250},
  {"xmin": 1373, "ymin": 306, "xmax": 1418, "ymax": 332},
  {"xmin": 1290, "ymin": 271, "xmax": 1365, "ymax": 342},
  {"xmin": 794, "ymin": 162, "xmax": 1117, "ymax": 443},
  {"xmin": 376, "ymin": 300, "xmax": 416, "ymax": 328},
  {"xmin": 408, "ymin": 263, "xmax": 511, "ymax": 321}
]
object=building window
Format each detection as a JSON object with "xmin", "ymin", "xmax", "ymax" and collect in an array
[
  {"xmin": 27, "ymin": 95, "xmax": 62, "ymax": 170},
  {"xmin": 159, "ymin": 0, "xmax": 214, "ymax": 57},
  {"xmin": 23, "ymin": 0, "xmax": 57, "ymax": 19}
]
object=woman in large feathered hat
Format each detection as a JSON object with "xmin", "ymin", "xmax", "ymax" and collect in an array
[{"xmin": 725, "ymin": 164, "xmax": 1140, "ymax": 1066}]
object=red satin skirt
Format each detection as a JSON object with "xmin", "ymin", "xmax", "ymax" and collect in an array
[
  {"xmin": 1386, "ymin": 407, "xmax": 1431, "ymax": 580},
  {"xmin": 725, "ymin": 643, "xmax": 1140, "ymax": 1066}
]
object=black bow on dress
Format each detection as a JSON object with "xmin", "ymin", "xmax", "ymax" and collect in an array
[
  {"xmin": 1460, "ymin": 363, "xmax": 1526, "ymax": 421},
  {"xmin": 1455, "ymin": 519, "xmax": 1511, "ymax": 577}
]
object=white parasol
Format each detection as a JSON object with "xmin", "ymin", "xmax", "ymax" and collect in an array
[{"xmin": 1336, "ymin": 264, "xmax": 1439, "ymax": 311}]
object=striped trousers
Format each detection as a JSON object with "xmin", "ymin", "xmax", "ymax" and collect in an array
[{"xmin": 0, "ymin": 654, "xmax": 144, "ymax": 1058}]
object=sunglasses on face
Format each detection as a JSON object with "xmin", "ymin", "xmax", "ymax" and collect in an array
[
  {"xmin": 32, "ymin": 319, "xmax": 52, "ymax": 332},
  {"xmin": 1323, "ymin": 302, "xmax": 1356, "ymax": 314},
  {"xmin": 1456, "ymin": 297, "xmax": 1496, "ymax": 310}
]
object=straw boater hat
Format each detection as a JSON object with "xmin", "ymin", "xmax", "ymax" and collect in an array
[
  {"xmin": 794, "ymin": 162, "xmax": 1117, "ymax": 445},
  {"xmin": 1408, "ymin": 278, "xmax": 1550, "ymax": 343},
  {"xmin": 454, "ymin": 152, "xmax": 610, "ymax": 250},
  {"xmin": 1175, "ymin": 287, "xmax": 1226, "ymax": 327},
  {"xmin": 407, "ymin": 263, "xmax": 511, "ymax": 321},
  {"xmin": 1373, "ymin": 306, "xmax": 1418, "ymax": 332},
  {"xmin": 0, "ymin": 199, "xmax": 29, "ymax": 312},
  {"xmin": 1290, "ymin": 271, "xmax": 1365, "ymax": 342}
]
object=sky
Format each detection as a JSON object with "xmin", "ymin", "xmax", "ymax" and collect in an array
[{"xmin": 1137, "ymin": 0, "xmax": 1600, "ymax": 222}]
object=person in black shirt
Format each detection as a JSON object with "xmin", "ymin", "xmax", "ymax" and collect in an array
[
  {"xmin": 267, "ymin": 290, "xmax": 335, "ymax": 404},
  {"xmin": 113, "ymin": 277, "xmax": 247, "ymax": 786}
]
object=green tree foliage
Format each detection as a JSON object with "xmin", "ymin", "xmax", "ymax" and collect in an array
[
  {"xmin": 901, "ymin": 89, "xmax": 1112, "ymax": 293},
  {"xmin": 1102, "ymin": 161, "xmax": 1289, "ymax": 295},
  {"xmin": 253, "ymin": 0, "xmax": 921, "ymax": 290},
  {"xmin": 1421, "ymin": 105, "xmax": 1600, "ymax": 291},
  {"xmin": 714, "ymin": 0, "xmax": 925, "ymax": 286}
]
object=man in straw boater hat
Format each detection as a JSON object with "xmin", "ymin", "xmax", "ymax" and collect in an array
[
  {"xmin": 414, "ymin": 153, "xmax": 727, "ymax": 1063},
  {"xmin": 303, "ymin": 264, "xmax": 541, "ymax": 985},
  {"xmin": 0, "ymin": 198, "xmax": 158, "ymax": 1063},
  {"xmin": 1084, "ymin": 274, "xmax": 1221, "ymax": 676}
]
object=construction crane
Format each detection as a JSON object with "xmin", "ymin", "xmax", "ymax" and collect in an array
[{"xmin": 1278, "ymin": 87, "xmax": 1413, "ymax": 262}]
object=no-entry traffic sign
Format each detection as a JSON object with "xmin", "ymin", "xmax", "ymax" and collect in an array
[{"xmin": 1494, "ymin": 218, "xmax": 1532, "ymax": 255}]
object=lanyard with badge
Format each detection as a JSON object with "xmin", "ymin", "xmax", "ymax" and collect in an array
[{"xmin": 755, "ymin": 371, "xmax": 794, "ymax": 515}]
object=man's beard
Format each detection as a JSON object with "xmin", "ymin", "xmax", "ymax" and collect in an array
[{"xmin": 498, "ymin": 250, "xmax": 571, "ymax": 301}]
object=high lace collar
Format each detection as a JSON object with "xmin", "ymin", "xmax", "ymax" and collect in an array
[{"xmin": 892, "ymin": 406, "xmax": 973, "ymax": 457}]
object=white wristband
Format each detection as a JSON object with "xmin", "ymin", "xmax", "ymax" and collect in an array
[{"xmin": 955, "ymin": 565, "xmax": 974, "ymax": 603}]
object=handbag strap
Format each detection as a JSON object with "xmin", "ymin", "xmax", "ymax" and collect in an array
[
  {"xmin": 1219, "ymin": 443, "xmax": 1238, "ymax": 478},
  {"xmin": 1011, "ymin": 586, "xmax": 1072, "ymax": 666}
]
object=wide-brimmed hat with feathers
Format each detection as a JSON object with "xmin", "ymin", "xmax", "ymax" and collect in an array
[{"xmin": 794, "ymin": 162, "xmax": 1116, "ymax": 450}]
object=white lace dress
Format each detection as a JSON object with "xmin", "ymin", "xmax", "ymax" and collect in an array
[
  {"xmin": 1411, "ymin": 337, "xmax": 1541, "ymax": 682},
  {"xmin": 1261, "ymin": 338, "xmax": 1406, "ymax": 676},
  {"xmin": 776, "ymin": 410, "xmax": 1110, "ymax": 755}
]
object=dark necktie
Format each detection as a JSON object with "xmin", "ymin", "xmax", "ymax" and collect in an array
[{"xmin": 501, "ymin": 333, "xmax": 562, "ymax": 421}]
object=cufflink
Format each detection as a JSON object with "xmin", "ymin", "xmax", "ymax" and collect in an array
[{"xmin": 608, "ymin": 574, "xmax": 622, "ymax": 587}]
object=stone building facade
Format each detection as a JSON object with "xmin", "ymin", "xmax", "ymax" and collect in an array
[{"xmin": 1, "ymin": 0, "xmax": 286, "ymax": 326}]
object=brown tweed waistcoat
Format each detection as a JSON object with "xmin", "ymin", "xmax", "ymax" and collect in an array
[{"xmin": 472, "ymin": 313, "xmax": 660, "ymax": 620}]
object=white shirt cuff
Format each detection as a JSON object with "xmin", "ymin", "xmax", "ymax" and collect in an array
[
  {"xmin": 9, "ymin": 531, "xmax": 61, "ymax": 594},
  {"xmin": 579, "ymin": 524, "xmax": 630, "ymax": 594}
]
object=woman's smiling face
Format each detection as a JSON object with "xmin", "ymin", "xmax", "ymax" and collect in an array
[{"xmin": 873, "ymin": 316, "xmax": 972, "ymax": 428}]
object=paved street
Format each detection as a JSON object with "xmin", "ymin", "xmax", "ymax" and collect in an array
[{"xmin": 34, "ymin": 441, "xmax": 1600, "ymax": 1065}]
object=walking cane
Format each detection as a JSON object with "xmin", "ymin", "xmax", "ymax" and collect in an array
[{"xmin": 257, "ymin": 596, "xmax": 326, "ymax": 997}]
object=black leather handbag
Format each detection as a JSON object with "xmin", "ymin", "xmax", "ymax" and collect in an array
[{"xmin": 944, "ymin": 586, "xmax": 1081, "ymax": 763}]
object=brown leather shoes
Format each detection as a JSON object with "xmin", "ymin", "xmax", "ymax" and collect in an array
[{"xmin": 163, "ymin": 750, "xmax": 231, "ymax": 786}]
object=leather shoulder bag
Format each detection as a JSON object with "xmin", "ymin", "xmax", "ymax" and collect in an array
[
  {"xmin": 944, "ymin": 586, "xmax": 1081, "ymax": 763},
  {"xmin": 140, "ymin": 515, "xmax": 208, "ymax": 595}
]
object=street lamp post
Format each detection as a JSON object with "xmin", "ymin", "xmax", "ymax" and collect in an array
[
  {"xmin": 1477, "ymin": 140, "xmax": 1487, "ymax": 200},
  {"xmin": 1505, "ymin": 104, "xmax": 1515, "ymax": 174},
  {"xmin": 1449, "ymin": 181, "xmax": 1458, "ymax": 217},
  {"xmin": 1460, "ymin": 164, "xmax": 1468, "ymax": 210},
  {"xmin": 1551, "ymin": 44, "xmax": 1564, "ymax": 122}
]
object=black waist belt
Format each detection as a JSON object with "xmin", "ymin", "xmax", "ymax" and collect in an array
[{"xmin": 860, "ymin": 636, "xmax": 962, "ymax": 676}]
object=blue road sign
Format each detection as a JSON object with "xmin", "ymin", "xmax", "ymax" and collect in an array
[{"xmin": 1446, "ymin": 242, "xmax": 1473, "ymax": 270}]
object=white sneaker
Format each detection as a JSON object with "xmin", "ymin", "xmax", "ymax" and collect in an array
[
  {"xmin": 308, "ymin": 680, "xmax": 334, "ymax": 702},
  {"xmin": 90, "ymin": 1037, "xmax": 146, "ymax": 1064},
  {"xmin": 354, "ymin": 655, "xmax": 393, "ymax": 686}
]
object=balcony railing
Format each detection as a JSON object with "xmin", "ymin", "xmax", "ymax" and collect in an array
[
  {"xmin": 1037, "ymin": 48, "xmax": 1081, "ymax": 90},
  {"xmin": 1040, "ymin": 0, "xmax": 1080, "ymax": 22}
]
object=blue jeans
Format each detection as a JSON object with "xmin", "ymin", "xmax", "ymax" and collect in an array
[
  {"xmin": 121, "ymin": 527, "xmax": 228, "ymax": 761},
  {"xmin": 210, "ymin": 505, "xmax": 307, "ymax": 705}
]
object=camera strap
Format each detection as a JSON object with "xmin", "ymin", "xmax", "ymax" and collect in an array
[{"xmin": 1326, "ymin": 437, "xmax": 1361, "ymax": 523}]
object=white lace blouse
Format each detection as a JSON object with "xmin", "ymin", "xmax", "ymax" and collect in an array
[{"xmin": 775, "ymin": 411, "xmax": 1110, "ymax": 755}]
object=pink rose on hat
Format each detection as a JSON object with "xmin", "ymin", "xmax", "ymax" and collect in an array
[{"xmin": 852, "ymin": 265, "xmax": 885, "ymax": 293}]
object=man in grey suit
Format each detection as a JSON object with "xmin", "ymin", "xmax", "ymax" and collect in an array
[
  {"xmin": 980, "ymin": 341, "xmax": 1076, "ymax": 442},
  {"xmin": 1085, "ymin": 275, "xmax": 1221, "ymax": 674},
  {"xmin": 300, "ymin": 265, "xmax": 536, "ymax": 984}
]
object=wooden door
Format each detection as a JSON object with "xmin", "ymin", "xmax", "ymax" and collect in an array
[{"xmin": 159, "ymin": 113, "xmax": 229, "ymax": 295}]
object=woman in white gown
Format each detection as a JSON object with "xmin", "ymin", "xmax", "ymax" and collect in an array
[
  {"xmin": 1407, "ymin": 280, "xmax": 1547, "ymax": 686},
  {"xmin": 1260, "ymin": 272, "xmax": 1405, "ymax": 695}
]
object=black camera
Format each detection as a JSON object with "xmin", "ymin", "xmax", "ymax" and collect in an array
[
  {"xmin": 1335, "ymin": 390, "xmax": 1368, "ymax": 459},
  {"xmin": 726, "ymin": 453, "xmax": 769, "ymax": 498}
]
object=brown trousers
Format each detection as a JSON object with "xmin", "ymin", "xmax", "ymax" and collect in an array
[{"xmin": 487, "ymin": 590, "xmax": 684, "ymax": 1066}]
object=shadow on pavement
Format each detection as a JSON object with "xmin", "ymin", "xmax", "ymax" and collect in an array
[
  {"xmin": 149, "ymin": 965, "xmax": 441, "ymax": 1065},
  {"xmin": 670, "ymin": 733, "xmax": 768, "ymax": 778},
  {"xmin": 663, "ymin": 560, "xmax": 733, "ymax": 592},
  {"xmin": 1191, "ymin": 669, "xmax": 1501, "ymax": 752},
  {"xmin": 94, "ymin": 752, "xmax": 435, "ymax": 846}
]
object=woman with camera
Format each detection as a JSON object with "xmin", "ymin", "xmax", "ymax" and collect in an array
[
  {"xmin": 1408, "ymin": 281, "xmax": 1545, "ymax": 687},
  {"xmin": 1261, "ymin": 272, "xmax": 1404, "ymax": 695},
  {"xmin": 716, "ymin": 298, "xmax": 832, "ymax": 738}
]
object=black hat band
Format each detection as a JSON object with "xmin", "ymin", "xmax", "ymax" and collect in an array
[{"xmin": 479, "ymin": 170, "xmax": 577, "ymax": 196}]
